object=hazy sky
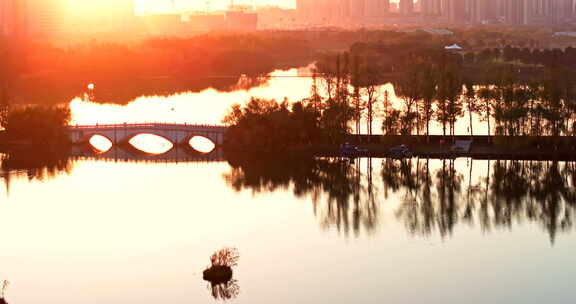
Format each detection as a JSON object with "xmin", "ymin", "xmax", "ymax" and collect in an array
[{"xmin": 135, "ymin": 0, "xmax": 297, "ymax": 12}]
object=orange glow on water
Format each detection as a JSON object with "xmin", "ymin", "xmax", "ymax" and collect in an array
[
  {"xmin": 69, "ymin": 68, "xmax": 314, "ymax": 126},
  {"xmin": 128, "ymin": 134, "xmax": 173, "ymax": 154},
  {"xmin": 189, "ymin": 136, "xmax": 216, "ymax": 153},
  {"xmin": 89, "ymin": 135, "xmax": 113, "ymax": 152}
]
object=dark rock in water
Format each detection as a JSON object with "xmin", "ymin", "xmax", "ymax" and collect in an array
[{"xmin": 203, "ymin": 265, "xmax": 233, "ymax": 284}]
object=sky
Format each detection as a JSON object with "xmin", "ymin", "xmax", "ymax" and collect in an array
[{"xmin": 134, "ymin": 0, "xmax": 296, "ymax": 13}]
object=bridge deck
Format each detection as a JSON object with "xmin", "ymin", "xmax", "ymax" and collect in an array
[{"xmin": 67, "ymin": 123, "xmax": 227, "ymax": 130}]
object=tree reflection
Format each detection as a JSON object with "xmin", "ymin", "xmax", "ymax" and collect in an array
[
  {"xmin": 223, "ymin": 155, "xmax": 576, "ymax": 241},
  {"xmin": 223, "ymin": 156, "xmax": 380, "ymax": 237},
  {"xmin": 0, "ymin": 280, "xmax": 9, "ymax": 304},
  {"xmin": 392, "ymin": 158, "xmax": 576, "ymax": 243},
  {"xmin": 207, "ymin": 279, "xmax": 240, "ymax": 301},
  {"xmin": 0, "ymin": 151, "xmax": 73, "ymax": 194}
]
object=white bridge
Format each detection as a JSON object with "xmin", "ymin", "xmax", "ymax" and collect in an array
[{"xmin": 67, "ymin": 123, "xmax": 228, "ymax": 146}]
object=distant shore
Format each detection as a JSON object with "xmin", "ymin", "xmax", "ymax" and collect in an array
[{"xmin": 302, "ymin": 135, "xmax": 576, "ymax": 161}]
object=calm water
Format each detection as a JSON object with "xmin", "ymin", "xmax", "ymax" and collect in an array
[
  {"xmin": 0, "ymin": 155, "xmax": 574, "ymax": 304},
  {"xmin": 0, "ymin": 67, "xmax": 573, "ymax": 303}
]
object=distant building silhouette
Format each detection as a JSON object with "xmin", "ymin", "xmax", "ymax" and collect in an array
[
  {"xmin": 399, "ymin": 0, "xmax": 414, "ymax": 15},
  {"xmin": 295, "ymin": 0, "xmax": 576, "ymax": 26},
  {"xmin": 65, "ymin": 0, "xmax": 135, "ymax": 35},
  {"xmin": 0, "ymin": 0, "xmax": 22, "ymax": 36},
  {"xmin": 225, "ymin": 10, "xmax": 258, "ymax": 31},
  {"xmin": 1, "ymin": 0, "xmax": 64, "ymax": 39}
]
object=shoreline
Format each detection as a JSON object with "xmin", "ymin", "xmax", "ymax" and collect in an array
[{"xmin": 298, "ymin": 135, "xmax": 576, "ymax": 161}]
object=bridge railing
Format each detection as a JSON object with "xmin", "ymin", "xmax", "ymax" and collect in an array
[{"xmin": 67, "ymin": 122, "xmax": 228, "ymax": 130}]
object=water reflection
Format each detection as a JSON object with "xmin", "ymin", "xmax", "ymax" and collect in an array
[
  {"xmin": 72, "ymin": 144, "xmax": 224, "ymax": 163},
  {"xmin": 224, "ymin": 156, "xmax": 576, "ymax": 242},
  {"xmin": 224, "ymin": 156, "xmax": 380, "ymax": 237},
  {"xmin": 207, "ymin": 279, "xmax": 240, "ymax": 301},
  {"xmin": 0, "ymin": 280, "xmax": 9, "ymax": 304},
  {"xmin": 0, "ymin": 144, "xmax": 225, "ymax": 195},
  {"xmin": 69, "ymin": 67, "xmax": 315, "ymax": 126},
  {"xmin": 389, "ymin": 158, "xmax": 576, "ymax": 242},
  {"xmin": 0, "ymin": 151, "xmax": 73, "ymax": 184}
]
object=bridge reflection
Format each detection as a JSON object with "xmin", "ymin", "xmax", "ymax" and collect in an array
[
  {"xmin": 70, "ymin": 144, "xmax": 225, "ymax": 163},
  {"xmin": 0, "ymin": 146, "xmax": 225, "ymax": 196}
]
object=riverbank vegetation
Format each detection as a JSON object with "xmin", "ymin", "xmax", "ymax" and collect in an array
[
  {"xmin": 0, "ymin": 104, "xmax": 71, "ymax": 147},
  {"xmin": 222, "ymin": 96, "xmax": 353, "ymax": 152}
]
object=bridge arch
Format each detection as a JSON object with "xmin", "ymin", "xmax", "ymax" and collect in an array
[
  {"xmin": 87, "ymin": 134, "xmax": 114, "ymax": 153},
  {"xmin": 185, "ymin": 135, "xmax": 217, "ymax": 153},
  {"xmin": 122, "ymin": 133, "xmax": 175, "ymax": 155}
]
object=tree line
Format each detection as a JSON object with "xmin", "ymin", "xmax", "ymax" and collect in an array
[
  {"xmin": 468, "ymin": 45, "xmax": 576, "ymax": 68},
  {"xmin": 0, "ymin": 97, "xmax": 71, "ymax": 147},
  {"xmin": 314, "ymin": 47, "xmax": 576, "ymax": 139}
]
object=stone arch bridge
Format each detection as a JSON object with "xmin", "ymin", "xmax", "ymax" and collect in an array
[{"xmin": 67, "ymin": 123, "xmax": 228, "ymax": 146}]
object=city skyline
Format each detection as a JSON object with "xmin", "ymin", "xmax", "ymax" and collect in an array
[
  {"xmin": 135, "ymin": 0, "xmax": 297, "ymax": 12},
  {"xmin": 297, "ymin": 0, "xmax": 576, "ymax": 26}
]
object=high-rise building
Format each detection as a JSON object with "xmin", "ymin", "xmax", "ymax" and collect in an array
[
  {"xmin": 421, "ymin": 0, "xmax": 441, "ymax": 16},
  {"xmin": 27, "ymin": 0, "xmax": 65, "ymax": 37},
  {"xmin": 506, "ymin": 0, "xmax": 528, "ymax": 24},
  {"xmin": 365, "ymin": 0, "xmax": 388, "ymax": 17},
  {"xmin": 0, "ymin": 0, "xmax": 17, "ymax": 36},
  {"xmin": 226, "ymin": 10, "xmax": 258, "ymax": 31},
  {"xmin": 294, "ymin": 0, "xmax": 576, "ymax": 26},
  {"xmin": 0, "ymin": 0, "xmax": 29, "ymax": 37},
  {"xmin": 349, "ymin": 0, "xmax": 366, "ymax": 20},
  {"xmin": 399, "ymin": 0, "xmax": 414, "ymax": 15},
  {"xmin": 66, "ymin": 0, "xmax": 135, "ymax": 34},
  {"xmin": 558, "ymin": 0, "xmax": 575, "ymax": 22},
  {"xmin": 383, "ymin": 0, "xmax": 391, "ymax": 14},
  {"xmin": 1, "ymin": 0, "xmax": 64, "ymax": 39}
]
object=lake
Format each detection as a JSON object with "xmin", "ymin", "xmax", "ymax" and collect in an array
[
  {"xmin": 0, "ymin": 67, "xmax": 573, "ymax": 304},
  {"xmin": 0, "ymin": 154, "xmax": 574, "ymax": 304}
]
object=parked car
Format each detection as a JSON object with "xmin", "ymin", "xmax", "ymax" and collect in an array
[
  {"xmin": 389, "ymin": 144, "xmax": 412, "ymax": 158},
  {"xmin": 341, "ymin": 143, "xmax": 368, "ymax": 157}
]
